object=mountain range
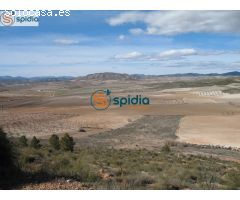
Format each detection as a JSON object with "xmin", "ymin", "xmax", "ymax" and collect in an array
[{"xmin": 0, "ymin": 71, "xmax": 240, "ymax": 85}]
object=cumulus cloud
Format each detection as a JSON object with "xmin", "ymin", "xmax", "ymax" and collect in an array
[
  {"xmin": 108, "ymin": 11, "xmax": 240, "ymax": 35},
  {"xmin": 54, "ymin": 39, "xmax": 79, "ymax": 45}
]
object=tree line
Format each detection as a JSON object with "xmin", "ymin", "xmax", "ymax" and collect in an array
[{"xmin": 19, "ymin": 133, "xmax": 75, "ymax": 152}]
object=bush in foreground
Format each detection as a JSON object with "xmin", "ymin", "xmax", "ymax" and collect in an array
[
  {"xmin": 0, "ymin": 128, "xmax": 15, "ymax": 172},
  {"xmin": 19, "ymin": 136, "xmax": 28, "ymax": 147},
  {"xmin": 49, "ymin": 134, "xmax": 60, "ymax": 150},
  {"xmin": 0, "ymin": 128, "xmax": 19, "ymax": 188},
  {"xmin": 161, "ymin": 143, "xmax": 171, "ymax": 152},
  {"xmin": 30, "ymin": 136, "xmax": 41, "ymax": 149},
  {"xmin": 60, "ymin": 133, "xmax": 75, "ymax": 152}
]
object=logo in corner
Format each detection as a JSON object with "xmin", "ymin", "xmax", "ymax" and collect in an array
[
  {"xmin": 0, "ymin": 12, "xmax": 15, "ymax": 26},
  {"xmin": 91, "ymin": 89, "xmax": 111, "ymax": 110}
]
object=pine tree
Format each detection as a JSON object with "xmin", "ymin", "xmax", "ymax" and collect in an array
[
  {"xmin": 30, "ymin": 136, "xmax": 41, "ymax": 149},
  {"xmin": 19, "ymin": 136, "xmax": 28, "ymax": 147},
  {"xmin": 49, "ymin": 134, "xmax": 60, "ymax": 150},
  {"xmin": 0, "ymin": 128, "xmax": 14, "ymax": 169},
  {"xmin": 0, "ymin": 127, "xmax": 19, "ymax": 188},
  {"xmin": 60, "ymin": 133, "xmax": 75, "ymax": 152}
]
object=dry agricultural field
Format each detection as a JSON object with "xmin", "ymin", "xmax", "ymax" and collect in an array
[{"xmin": 1, "ymin": 75, "xmax": 240, "ymax": 161}]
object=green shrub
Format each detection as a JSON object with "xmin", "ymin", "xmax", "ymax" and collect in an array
[
  {"xmin": 0, "ymin": 128, "xmax": 19, "ymax": 188},
  {"xmin": 49, "ymin": 134, "xmax": 60, "ymax": 150},
  {"xmin": 19, "ymin": 136, "xmax": 28, "ymax": 147},
  {"xmin": 161, "ymin": 178, "xmax": 183, "ymax": 190},
  {"xmin": 30, "ymin": 136, "xmax": 41, "ymax": 149},
  {"xmin": 222, "ymin": 171, "xmax": 240, "ymax": 189},
  {"xmin": 60, "ymin": 133, "xmax": 75, "ymax": 152},
  {"xmin": 0, "ymin": 128, "xmax": 15, "ymax": 170},
  {"xmin": 133, "ymin": 175, "xmax": 155, "ymax": 186},
  {"xmin": 161, "ymin": 143, "xmax": 171, "ymax": 153},
  {"xmin": 23, "ymin": 155, "xmax": 35, "ymax": 164}
]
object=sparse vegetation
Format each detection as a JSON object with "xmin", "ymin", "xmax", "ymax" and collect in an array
[
  {"xmin": 144, "ymin": 78, "xmax": 240, "ymax": 91},
  {"xmin": 0, "ymin": 126, "xmax": 240, "ymax": 189},
  {"xmin": 14, "ymin": 144, "xmax": 240, "ymax": 189},
  {"xmin": 223, "ymin": 88, "xmax": 240, "ymax": 94}
]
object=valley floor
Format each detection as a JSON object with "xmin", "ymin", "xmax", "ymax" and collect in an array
[{"xmin": 1, "ymin": 77, "xmax": 240, "ymax": 189}]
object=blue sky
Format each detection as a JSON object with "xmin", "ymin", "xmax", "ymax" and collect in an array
[{"xmin": 1, "ymin": 10, "xmax": 240, "ymax": 77}]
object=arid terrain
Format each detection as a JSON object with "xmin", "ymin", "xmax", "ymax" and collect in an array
[
  {"xmin": 1, "ymin": 73, "xmax": 240, "ymax": 189},
  {"xmin": 1, "ymin": 75, "xmax": 240, "ymax": 148}
]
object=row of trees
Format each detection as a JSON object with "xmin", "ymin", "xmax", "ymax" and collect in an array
[{"xmin": 19, "ymin": 133, "xmax": 75, "ymax": 152}]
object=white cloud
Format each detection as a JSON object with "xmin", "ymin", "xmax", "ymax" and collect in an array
[
  {"xmin": 54, "ymin": 39, "xmax": 79, "ymax": 45},
  {"xmin": 118, "ymin": 35, "xmax": 125, "ymax": 40},
  {"xmin": 158, "ymin": 49, "xmax": 197, "ymax": 58},
  {"xmin": 108, "ymin": 11, "xmax": 145, "ymax": 26},
  {"xmin": 129, "ymin": 28, "xmax": 144, "ymax": 35},
  {"xmin": 114, "ymin": 51, "xmax": 144, "ymax": 60},
  {"xmin": 114, "ymin": 49, "xmax": 197, "ymax": 61},
  {"xmin": 108, "ymin": 11, "xmax": 240, "ymax": 35}
]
